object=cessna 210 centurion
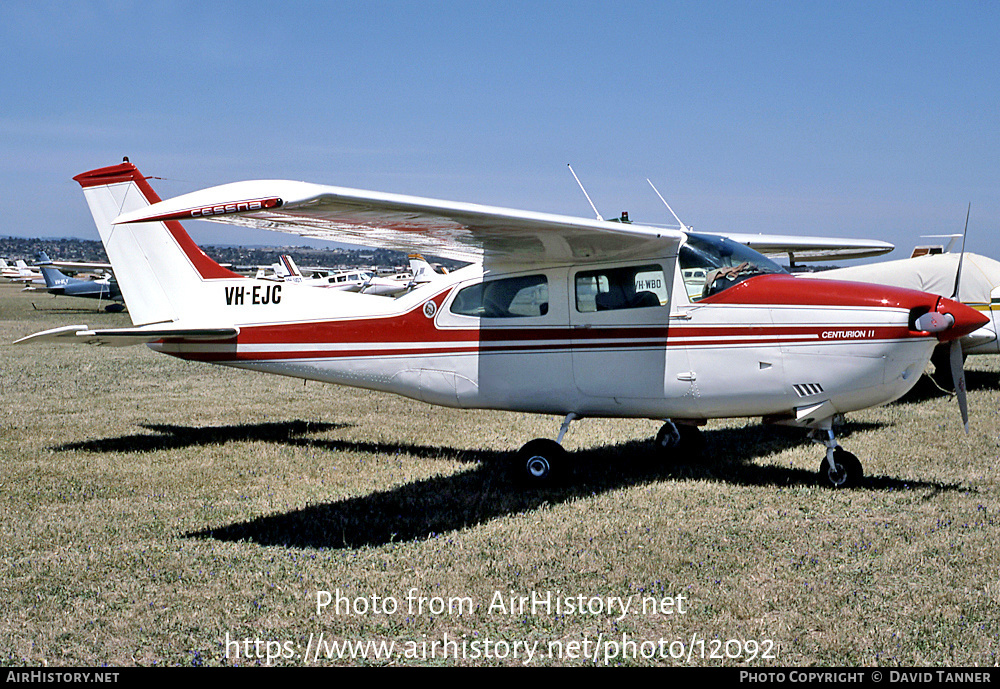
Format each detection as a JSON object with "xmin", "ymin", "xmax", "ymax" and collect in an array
[{"xmin": 17, "ymin": 160, "xmax": 987, "ymax": 488}]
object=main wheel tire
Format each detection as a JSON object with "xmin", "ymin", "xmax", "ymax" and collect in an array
[
  {"xmin": 654, "ymin": 422, "xmax": 706, "ymax": 458},
  {"xmin": 515, "ymin": 438, "xmax": 566, "ymax": 484},
  {"xmin": 655, "ymin": 422, "xmax": 682, "ymax": 450},
  {"xmin": 819, "ymin": 448, "xmax": 863, "ymax": 488}
]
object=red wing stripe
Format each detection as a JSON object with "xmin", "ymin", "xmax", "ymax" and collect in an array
[{"xmin": 129, "ymin": 197, "xmax": 284, "ymax": 223}]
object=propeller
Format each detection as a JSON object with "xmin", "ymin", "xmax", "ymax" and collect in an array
[
  {"xmin": 951, "ymin": 204, "xmax": 971, "ymax": 434},
  {"xmin": 950, "ymin": 336, "xmax": 969, "ymax": 433}
]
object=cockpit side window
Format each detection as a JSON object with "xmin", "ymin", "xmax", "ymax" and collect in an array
[
  {"xmin": 575, "ymin": 264, "xmax": 667, "ymax": 312},
  {"xmin": 679, "ymin": 234, "xmax": 785, "ymax": 301},
  {"xmin": 450, "ymin": 274, "xmax": 549, "ymax": 318}
]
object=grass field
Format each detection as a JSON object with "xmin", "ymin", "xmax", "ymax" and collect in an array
[{"xmin": 1, "ymin": 281, "xmax": 998, "ymax": 666}]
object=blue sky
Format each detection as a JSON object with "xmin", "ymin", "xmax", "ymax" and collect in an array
[{"xmin": 2, "ymin": 1, "xmax": 998, "ymax": 259}]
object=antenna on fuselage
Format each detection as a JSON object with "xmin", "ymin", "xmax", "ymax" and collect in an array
[
  {"xmin": 567, "ymin": 164, "xmax": 603, "ymax": 221},
  {"xmin": 646, "ymin": 179, "xmax": 690, "ymax": 232}
]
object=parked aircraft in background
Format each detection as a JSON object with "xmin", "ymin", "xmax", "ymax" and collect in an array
[
  {"xmin": 262, "ymin": 253, "xmax": 443, "ymax": 295},
  {"xmin": 17, "ymin": 160, "xmax": 986, "ymax": 489},
  {"xmin": 3, "ymin": 259, "xmax": 43, "ymax": 286},
  {"xmin": 35, "ymin": 253, "xmax": 124, "ymax": 311},
  {"xmin": 407, "ymin": 254, "xmax": 446, "ymax": 287}
]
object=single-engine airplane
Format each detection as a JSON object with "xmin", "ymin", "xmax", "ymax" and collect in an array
[
  {"xmin": 16, "ymin": 160, "xmax": 988, "ymax": 488},
  {"xmin": 35, "ymin": 253, "xmax": 124, "ymax": 311},
  {"xmin": 4, "ymin": 259, "xmax": 43, "ymax": 286}
]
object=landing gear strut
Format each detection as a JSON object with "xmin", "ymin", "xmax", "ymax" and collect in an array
[{"xmin": 811, "ymin": 425, "xmax": 863, "ymax": 488}]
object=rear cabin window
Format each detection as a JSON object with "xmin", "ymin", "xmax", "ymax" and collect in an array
[
  {"xmin": 450, "ymin": 275, "xmax": 549, "ymax": 318},
  {"xmin": 575, "ymin": 265, "xmax": 667, "ymax": 312}
]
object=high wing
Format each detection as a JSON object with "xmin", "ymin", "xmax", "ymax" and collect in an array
[
  {"xmin": 703, "ymin": 232, "xmax": 894, "ymax": 263},
  {"xmin": 113, "ymin": 181, "xmax": 686, "ymax": 265}
]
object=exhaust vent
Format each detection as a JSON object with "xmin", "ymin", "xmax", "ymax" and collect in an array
[{"xmin": 793, "ymin": 383, "xmax": 825, "ymax": 397}]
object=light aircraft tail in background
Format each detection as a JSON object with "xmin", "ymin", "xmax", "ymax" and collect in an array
[
  {"xmin": 5, "ymin": 259, "xmax": 43, "ymax": 286},
  {"xmin": 35, "ymin": 252, "xmax": 124, "ymax": 311},
  {"xmin": 408, "ymin": 254, "xmax": 444, "ymax": 286}
]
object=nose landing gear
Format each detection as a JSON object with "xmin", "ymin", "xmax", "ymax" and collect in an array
[{"xmin": 812, "ymin": 426, "xmax": 863, "ymax": 489}]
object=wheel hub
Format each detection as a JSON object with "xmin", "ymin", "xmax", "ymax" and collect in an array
[{"xmin": 526, "ymin": 455, "xmax": 550, "ymax": 478}]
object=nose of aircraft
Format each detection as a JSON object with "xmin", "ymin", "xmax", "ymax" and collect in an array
[{"xmin": 932, "ymin": 296, "xmax": 989, "ymax": 342}]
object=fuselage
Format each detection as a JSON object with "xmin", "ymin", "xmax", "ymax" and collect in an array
[{"xmin": 149, "ymin": 237, "xmax": 985, "ymax": 426}]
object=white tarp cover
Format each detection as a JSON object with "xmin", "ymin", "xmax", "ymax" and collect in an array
[{"xmin": 806, "ymin": 253, "xmax": 1000, "ymax": 304}]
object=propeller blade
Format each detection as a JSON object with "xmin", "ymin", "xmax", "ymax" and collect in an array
[
  {"xmin": 949, "ymin": 338, "xmax": 969, "ymax": 434},
  {"xmin": 951, "ymin": 203, "xmax": 970, "ymax": 300}
]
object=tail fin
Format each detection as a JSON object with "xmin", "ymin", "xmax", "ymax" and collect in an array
[
  {"xmin": 73, "ymin": 160, "xmax": 243, "ymax": 326},
  {"xmin": 408, "ymin": 254, "xmax": 438, "ymax": 284},
  {"xmin": 276, "ymin": 254, "xmax": 304, "ymax": 281},
  {"xmin": 39, "ymin": 264, "xmax": 71, "ymax": 290},
  {"xmin": 37, "ymin": 252, "xmax": 52, "ymax": 265}
]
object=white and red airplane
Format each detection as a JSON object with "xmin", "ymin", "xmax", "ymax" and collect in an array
[
  {"xmin": 17, "ymin": 160, "xmax": 987, "ymax": 488},
  {"xmin": 3, "ymin": 259, "xmax": 43, "ymax": 286},
  {"xmin": 262, "ymin": 253, "xmax": 430, "ymax": 296}
]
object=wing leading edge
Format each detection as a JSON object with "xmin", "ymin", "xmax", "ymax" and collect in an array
[{"xmin": 710, "ymin": 232, "xmax": 894, "ymax": 263}]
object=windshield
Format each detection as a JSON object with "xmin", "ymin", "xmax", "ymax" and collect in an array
[{"xmin": 679, "ymin": 233, "xmax": 786, "ymax": 301}]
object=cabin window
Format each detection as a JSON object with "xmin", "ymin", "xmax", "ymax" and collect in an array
[
  {"xmin": 575, "ymin": 264, "xmax": 666, "ymax": 312},
  {"xmin": 450, "ymin": 275, "xmax": 549, "ymax": 318},
  {"xmin": 679, "ymin": 233, "xmax": 786, "ymax": 302}
]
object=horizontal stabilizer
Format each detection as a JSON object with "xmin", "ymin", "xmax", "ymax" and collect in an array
[{"xmin": 15, "ymin": 324, "xmax": 239, "ymax": 347}]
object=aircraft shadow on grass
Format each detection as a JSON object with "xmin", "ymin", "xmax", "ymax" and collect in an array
[
  {"xmin": 54, "ymin": 420, "xmax": 351, "ymax": 453},
  {"xmin": 52, "ymin": 418, "xmax": 968, "ymax": 549},
  {"xmin": 28, "ymin": 304, "xmax": 115, "ymax": 314},
  {"xmin": 51, "ymin": 417, "xmax": 955, "ymax": 550}
]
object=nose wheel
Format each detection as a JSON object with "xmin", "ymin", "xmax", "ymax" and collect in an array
[
  {"xmin": 811, "ymin": 425, "xmax": 863, "ymax": 488},
  {"xmin": 820, "ymin": 447, "xmax": 863, "ymax": 488}
]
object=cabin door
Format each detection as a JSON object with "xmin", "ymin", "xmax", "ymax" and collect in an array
[{"xmin": 569, "ymin": 261, "xmax": 672, "ymax": 399}]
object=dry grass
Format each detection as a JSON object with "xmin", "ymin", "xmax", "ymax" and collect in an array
[{"xmin": 1, "ymin": 282, "xmax": 998, "ymax": 666}]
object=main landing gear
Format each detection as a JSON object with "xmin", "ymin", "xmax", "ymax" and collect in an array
[
  {"xmin": 513, "ymin": 415, "xmax": 709, "ymax": 484},
  {"xmin": 514, "ymin": 415, "xmax": 862, "ymax": 488},
  {"xmin": 514, "ymin": 413, "xmax": 576, "ymax": 483},
  {"xmin": 811, "ymin": 426, "xmax": 863, "ymax": 489},
  {"xmin": 654, "ymin": 419, "xmax": 706, "ymax": 458}
]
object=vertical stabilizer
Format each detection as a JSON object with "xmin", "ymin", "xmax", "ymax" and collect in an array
[
  {"xmin": 276, "ymin": 254, "xmax": 304, "ymax": 281},
  {"xmin": 73, "ymin": 161, "xmax": 243, "ymax": 326},
  {"xmin": 408, "ymin": 254, "xmax": 438, "ymax": 284},
  {"xmin": 39, "ymin": 264, "xmax": 70, "ymax": 289}
]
